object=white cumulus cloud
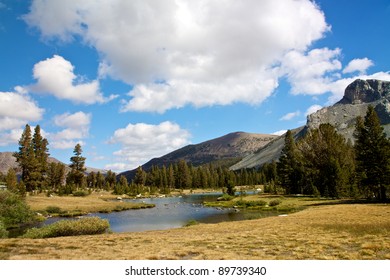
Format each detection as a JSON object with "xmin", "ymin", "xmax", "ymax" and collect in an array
[
  {"xmin": 29, "ymin": 55, "xmax": 116, "ymax": 104},
  {"xmin": 49, "ymin": 111, "xmax": 91, "ymax": 149},
  {"xmin": 24, "ymin": 0, "xmax": 330, "ymax": 112},
  {"xmin": 0, "ymin": 91, "xmax": 44, "ymax": 130},
  {"xmin": 343, "ymin": 58, "xmax": 374, "ymax": 74},
  {"xmin": 108, "ymin": 121, "xmax": 191, "ymax": 170}
]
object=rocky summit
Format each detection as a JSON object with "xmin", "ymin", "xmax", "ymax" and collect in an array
[
  {"xmin": 307, "ymin": 79, "xmax": 390, "ymax": 141},
  {"xmin": 231, "ymin": 79, "xmax": 390, "ymax": 170}
]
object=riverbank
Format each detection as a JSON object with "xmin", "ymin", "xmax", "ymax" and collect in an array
[{"xmin": 1, "ymin": 201, "xmax": 389, "ymax": 259}]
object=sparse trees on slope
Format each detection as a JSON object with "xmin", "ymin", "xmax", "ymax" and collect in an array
[{"xmin": 354, "ymin": 105, "xmax": 390, "ymax": 201}]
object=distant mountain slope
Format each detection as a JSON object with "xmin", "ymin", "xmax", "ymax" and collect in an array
[
  {"xmin": 119, "ymin": 131, "xmax": 278, "ymax": 180},
  {"xmin": 230, "ymin": 126, "xmax": 306, "ymax": 170},
  {"xmin": 230, "ymin": 79, "xmax": 390, "ymax": 170},
  {"xmin": 0, "ymin": 152, "xmax": 105, "ymax": 175}
]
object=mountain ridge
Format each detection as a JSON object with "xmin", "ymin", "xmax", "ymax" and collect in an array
[
  {"xmin": 230, "ymin": 78, "xmax": 390, "ymax": 170},
  {"xmin": 119, "ymin": 131, "xmax": 278, "ymax": 180},
  {"xmin": 0, "ymin": 151, "xmax": 106, "ymax": 176}
]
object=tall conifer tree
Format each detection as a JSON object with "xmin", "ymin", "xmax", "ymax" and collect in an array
[
  {"xmin": 277, "ymin": 130, "xmax": 303, "ymax": 194},
  {"xmin": 68, "ymin": 143, "xmax": 87, "ymax": 188},
  {"xmin": 355, "ymin": 105, "xmax": 390, "ymax": 201}
]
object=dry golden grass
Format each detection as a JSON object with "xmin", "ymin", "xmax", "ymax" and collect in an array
[
  {"xmin": 25, "ymin": 192, "xmax": 153, "ymax": 215},
  {"xmin": 1, "ymin": 203, "xmax": 389, "ymax": 260}
]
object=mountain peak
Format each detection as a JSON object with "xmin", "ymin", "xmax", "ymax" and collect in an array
[{"xmin": 337, "ymin": 79, "xmax": 390, "ymax": 105}]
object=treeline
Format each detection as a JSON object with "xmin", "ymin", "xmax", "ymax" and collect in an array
[
  {"xmin": 3, "ymin": 105, "xmax": 389, "ymax": 201},
  {"xmin": 277, "ymin": 105, "xmax": 390, "ymax": 201},
  {"xmin": 112, "ymin": 161, "xmax": 266, "ymax": 196},
  {"xmin": 1, "ymin": 124, "xmax": 91, "ymax": 196}
]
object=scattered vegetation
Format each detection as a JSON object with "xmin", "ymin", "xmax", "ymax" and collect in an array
[
  {"xmin": 1, "ymin": 203, "xmax": 389, "ymax": 260},
  {"xmin": 184, "ymin": 220, "xmax": 199, "ymax": 227},
  {"xmin": 0, "ymin": 190, "xmax": 36, "ymax": 229},
  {"xmin": 22, "ymin": 217, "xmax": 110, "ymax": 239},
  {"xmin": 26, "ymin": 192, "xmax": 155, "ymax": 217},
  {"xmin": 0, "ymin": 220, "xmax": 8, "ymax": 238}
]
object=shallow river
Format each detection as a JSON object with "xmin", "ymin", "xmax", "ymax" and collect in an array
[{"xmin": 41, "ymin": 192, "xmax": 280, "ymax": 233}]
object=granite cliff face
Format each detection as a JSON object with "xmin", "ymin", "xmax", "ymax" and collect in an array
[
  {"xmin": 307, "ymin": 79, "xmax": 390, "ymax": 141},
  {"xmin": 231, "ymin": 79, "xmax": 390, "ymax": 170},
  {"xmin": 337, "ymin": 79, "xmax": 390, "ymax": 105}
]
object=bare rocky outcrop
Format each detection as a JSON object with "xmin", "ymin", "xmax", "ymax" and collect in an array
[{"xmin": 231, "ymin": 79, "xmax": 390, "ymax": 170}]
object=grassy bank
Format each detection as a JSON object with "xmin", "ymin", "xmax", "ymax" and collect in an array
[
  {"xmin": 26, "ymin": 192, "xmax": 154, "ymax": 217},
  {"xmin": 205, "ymin": 193, "xmax": 341, "ymax": 212},
  {"xmin": 1, "ymin": 200, "xmax": 389, "ymax": 260}
]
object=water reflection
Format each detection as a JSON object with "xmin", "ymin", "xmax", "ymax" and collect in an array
[{"xmin": 40, "ymin": 192, "xmax": 280, "ymax": 233}]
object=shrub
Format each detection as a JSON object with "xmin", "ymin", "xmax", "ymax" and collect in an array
[
  {"xmin": 184, "ymin": 220, "xmax": 199, "ymax": 227},
  {"xmin": 218, "ymin": 194, "xmax": 234, "ymax": 201},
  {"xmin": 72, "ymin": 190, "xmax": 89, "ymax": 197},
  {"xmin": 0, "ymin": 190, "xmax": 35, "ymax": 229},
  {"xmin": 269, "ymin": 199, "xmax": 281, "ymax": 207},
  {"xmin": 235, "ymin": 200, "xmax": 267, "ymax": 208},
  {"xmin": 45, "ymin": 206, "xmax": 62, "ymax": 214},
  {"xmin": 0, "ymin": 220, "xmax": 8, "ymax": 238},
  {"xmin": 23, "ymin": 217, "xmax": 110, "ymax": 239}
]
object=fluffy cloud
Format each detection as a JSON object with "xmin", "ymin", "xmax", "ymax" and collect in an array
[
  {"xmin": 280, "ymin": 48, "xmax": 342, "ymax": 95},
  {"xmin": 29, "ymin": 55, "xmax": 116, "ymax": 104},
  {"xmin": 24, "ymin": 0, "xmax": 329, "ymax": 112},
  {"xmin": 0, "ymin": 128, "xmax": 24, "ymax": 147},
  {"xmin": 49, "ymin": 111, "xmax": 91, "ymax": 149},
  {"xmin": 279, "ymin": 50, "xmax": 390, "ymax": 104},
  {"xmin": 343, "ymin": 58, "xmax": 374, "ymax": 74},
  {"xmin": 0, "ymin": 90, "xmax": 44, "ymax": 131},
  {"xmin": 108, "ymin": 121, "xmax": 191, "ymax": 170}
]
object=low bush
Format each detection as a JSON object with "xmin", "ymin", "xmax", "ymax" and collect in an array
[
  {"xmin": 218, "ymin": 194, "xmax": 234, "ymax": 201},
  {"xmin": 184, "ymin": 220, "xmax": 199, "ymax": 227},
  {"xmin": 45, "ymin": 206, "xmax": 62, "ymax": 214},
  {"xmin": 235, "ymin": 200, "xmax": 267, "ymax": 208},
  {"xmin": 0, "ymin": 190, "xmax": 36, "ymax": 229},
  {"xmin": 269, "ymin": 199, "xmax": 282, "ymax": 207},
  {"xmin": 72, "ymin": 190, "xmax": 89, "ymax": 197},
  {"xmin": 0, "ymin": 220, "xmax": 8, "ymax": 238},
  {"xmin": 23, "ymin": 217, "xmax": 110, "ymax": 239}
]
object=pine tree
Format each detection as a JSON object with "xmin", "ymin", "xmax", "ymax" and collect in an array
[
  {"xmin": 13, "ymin": 124, "xmax": 34, "ymax": 191},
  {"xmin": 5, "ymin": 168, "xmax": 18, "ymax": 194},
  {"xmin": 355, "ymin": 105, "xmax": 390, "ymax": 201},
  {"xmin": 68, "ymin": 143, "xmax": 87, "ymax": 189},
  {"xmin": 31, "ymin": 125, "xmax": 49, "ymax": 190},
  {"xmin": 13, "ymin": 124, "xmax": 50, "ymax": 193},
  {"xmin": 47, "ymin": 162, "xmax": 66, "ymax": 192},
  {"xmin": 134, "ymin": 166, "xmax": 146, "ymax": 186},
  {"xmin": 105, "ymin": 170, "xmax": 117, "ymax": 190},
  {"xmin": 277, "ymin": 130, "xmax": 304, "ymax": 194},
  {"xmin": 298, "ymin": 124, "xmax": 356, "ymax": 198}
]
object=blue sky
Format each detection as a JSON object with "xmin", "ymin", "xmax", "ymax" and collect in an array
[{"xmin": 1, "ymin": 0, "xmax": 390, "ymax": 172}]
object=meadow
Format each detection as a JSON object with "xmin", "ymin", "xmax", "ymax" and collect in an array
[{"xmin": 0, "ymin": 193, "xmax": 389, "ymax": 260}]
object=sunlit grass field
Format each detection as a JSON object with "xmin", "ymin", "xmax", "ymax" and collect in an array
[
  {"xmin": 25, "ymin": 192, "xmax": 154, "ymax": 216},
  {"xmin": 1, "ymin": 193, "xmax": 389, "ymax": 260}
]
